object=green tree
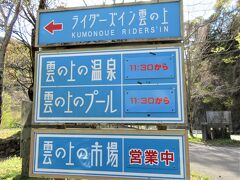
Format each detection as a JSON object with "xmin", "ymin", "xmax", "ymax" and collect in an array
[
  {"xmin": 0, "ymin": 0, "xmax": 22, "ymax": 124},
  {"xmin": 186, "ymin": 0, "xmax": 240, "ymax": 131},
  {"xmin": 0, "ymin": 92, "xmax": 20, "ymax": 128}
]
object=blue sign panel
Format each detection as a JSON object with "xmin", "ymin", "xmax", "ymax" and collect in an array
[
  {"xmin": 37, "ymin": 1, "xmax": 182, "ymax": 46},
  {"xmin": 34, "ymin": 47, "xmax": 184, "ymax": 123},
  {"xmin": 124, "ymin": 56, "xmax": 175, "ymax": 79},
  {"xmin": 31, "ymin": 131, "xmax": 187, "ymax": 179},
  {"xmin": 125, "ymin": 89, "xmax": 176, "ymax": 113}
]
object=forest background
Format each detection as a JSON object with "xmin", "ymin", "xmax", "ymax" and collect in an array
[{"xmin": 0, "ymin": 0, "xmax": 239, "ymax": 133}]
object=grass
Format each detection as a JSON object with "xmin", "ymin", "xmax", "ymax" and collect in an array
[
  {"xmin": 205, "ymin": 138, "xmax": 240, "ymax": 146},
  {"xmin": 188, "ymin": 135, "xmax": 240, "ymax": 146},
  {"xmin": 191, "ymin": 171, "xmax": 210, "ymax": 180},
  {"xmin": 0, "ymin": 128, "xmax": 21, "ymax": 139},
  {"xmin": 0, "ymin": 156, "xmax": 209, "ymax": 180},
  {"xmin": 188, "ymin": 136, "xmax": 205, "ymax": 145},
  {"xmin": 0, "ymin": 156, "xmax": 22, "ymax": 180},
  {"xmin": 0, "ymin": 157, "xmax": 50, "ymax": 180}
]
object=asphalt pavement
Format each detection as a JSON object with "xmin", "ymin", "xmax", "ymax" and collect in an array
[{"xmin": 190, "ymin": 143, "xmax": 240, "ymax": 180}]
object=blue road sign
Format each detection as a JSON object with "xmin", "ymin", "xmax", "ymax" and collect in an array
[
  {"xmin": 31, "ymin": 130, "xmax": 187, "ymax": 179},
  {"xmin": 37, "ymin": 1, "xmax": 182, "ymax": 46},
  {"xmin": 34, "ymin": 46, "xmax": 185, "ymax": 124}
]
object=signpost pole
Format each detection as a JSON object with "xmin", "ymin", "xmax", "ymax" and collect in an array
[{"xmin": 20, "ymin": 101, "xmax": 32, "ymax": 177}]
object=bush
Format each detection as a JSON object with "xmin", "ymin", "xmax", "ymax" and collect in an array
[{"xmin": 1, "ymin": 92, "xmax": 21, "ymax": 128}]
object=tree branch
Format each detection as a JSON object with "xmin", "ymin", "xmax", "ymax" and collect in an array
[{"xmin": 2, "ymin": 0, "xmax": 22, "ymax": 53}]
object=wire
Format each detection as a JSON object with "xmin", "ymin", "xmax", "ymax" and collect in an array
[
  {"xmin": 185, "ymin": 2, "xmax": 214, "ymax": 7},
  {"xmin": 83, "ymin": 0, "xmax": 87, "ymax": 7}
]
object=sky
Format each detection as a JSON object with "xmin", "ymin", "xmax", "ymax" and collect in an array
[{"xmin": 62, "ymin": 0, "xmax": 218, "ymax": 21}]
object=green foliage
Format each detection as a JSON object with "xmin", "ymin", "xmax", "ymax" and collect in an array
[
  {"xmin": 186, "ymin": 0, "xmax": 240, "ymax": 128},
  {"xmin": 189, "ymin": 136, "xmax": 240, "ymax": 146},
  {"xmin": 1, "ymin": 92, "xmax": 13, "ymax": 128},
  {"xmin": 214, "ymin": 0, "xmax": 231, "ymax": 10},
  {"xmin": 1, "ymin": 92, "xmax": 21, "ymax": 128},
  {"xmin": 236, "ymin": 33, "xmax": 240, "ymax": 49},
  {"xmin": 188, "ymin": 136, "xmax": 204, "ymax": 145},
  {"xmin": 205, "ymin": 138, "xmax": 240, "ymax": 146},
  {"xmin": 2, "ymin": 40, "xmax": 31, "ymax": 130},
  {"xmin": 4, "ymin": 40, "xmax": 32, "ymax": 100},
  {"xmin": 0, "ymin": 156, "xmax": 21, "ymax": 179},
  {"xmin": 223, "ymin": 97, "xmax": 233, "ymax": 108},
  {"xmin": 0, "ymin": 128, "xmax": 21, "ymax": 139},
  {"xmin": 191, "ymin": 171, "xmax": 210, "ymax": 180},
  {"xmin": 211, "ymin": 47, "xmax": 225, "ymax": 53},
  {"xmin": 0, "ymin": 157, "xmax": 49, "ymax": 180},
  {"xmin": 202, "ymin": 97, "xmax": 212, "ymax": 104},
  {"xmin": 222, "ymin": 57, "xmax": 236, "ymax": 64}
]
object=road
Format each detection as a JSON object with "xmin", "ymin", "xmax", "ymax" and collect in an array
[{"xmin": 190, "ymin": 143, "xmax": 240, "ymax": 180}]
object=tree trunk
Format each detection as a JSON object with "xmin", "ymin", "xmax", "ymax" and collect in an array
[
  {"xmin": 232, "ymin": 90, "xmax": 240, "ymax": 133},
  {"xmin": 27, "ymin": 0, "xmax": 47, "ymax": 101},
  {"xmin": 231, "ymin": 58, "xmax": 240, "ymax": 133},
  {"xmin": 0, "ymin": 0, "xmax": 22, "ymax": 124},
  {"xmin": 0, "ymin": 49, "xmax": 4, "ymax": 126},
  {"xmin": 28, "ymin": 29, "xmax": 36, "ymax": 101}
]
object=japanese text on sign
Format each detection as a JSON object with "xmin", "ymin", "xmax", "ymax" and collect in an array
[
  {"xmin": 37, "ymin": 2, "xmax": 181, "ymax": 46},
  {"xmin": 32, "ymin": 132, "xmax": 186, "ymax": 179},
  {"xmin": 34, "ymin": 47, "xmax": 184, "ymax": 123}
]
